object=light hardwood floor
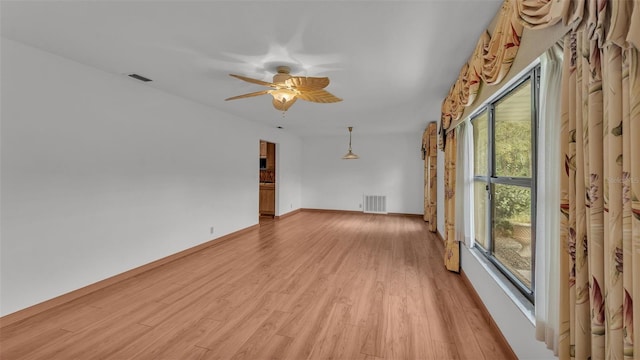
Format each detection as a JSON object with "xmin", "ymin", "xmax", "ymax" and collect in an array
[{"xmin": 0, "ymin": 211, "xmax": 516, "ymax": 359}]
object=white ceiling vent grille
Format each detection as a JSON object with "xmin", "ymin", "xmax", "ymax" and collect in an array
[{"xmin": 363, "ymin": 195, "xmax": 387, "ymax": 214}]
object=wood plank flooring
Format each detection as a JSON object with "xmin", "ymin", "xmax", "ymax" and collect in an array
[{"xmin": 0, "ymin": 211, "xmax": 516, "ymax": 359}]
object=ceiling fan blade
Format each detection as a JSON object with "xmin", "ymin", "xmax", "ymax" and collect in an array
[
  {"xmin": 229, "ymin": 74, "xmax": 276, "ymax": 87},
  {"xmin": 225, "ymin": 90, "xmax": 271, "ymax": 101},
  {"xmin": 296, "ymin": 89, "xmax": 342, "ymax": 103},
  {"xmin": 272, "ymin": 96, "xmax": 297, "ymax": 111},
  {"xmin": 286, "ymin": 76, "xmax": 330, "ymax": 90}
]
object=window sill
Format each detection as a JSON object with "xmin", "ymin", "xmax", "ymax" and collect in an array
[{"xmin": 467, "ymin": 244, "xmax": 535, "ymax": 324}]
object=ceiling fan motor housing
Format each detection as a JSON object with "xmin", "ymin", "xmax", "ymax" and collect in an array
[{"xmin": 273, "ymin": 66, "xmax": 291, "ymax": 84}]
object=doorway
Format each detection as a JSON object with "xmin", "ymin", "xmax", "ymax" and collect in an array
[{"xmin": 259, "ymin": 140, "xmax": 276, "ymax": 217}]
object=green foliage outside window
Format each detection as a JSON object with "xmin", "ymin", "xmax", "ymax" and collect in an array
[{"xmin": 494, "ymin": 118, "xmax": 532, "ymax": 236}]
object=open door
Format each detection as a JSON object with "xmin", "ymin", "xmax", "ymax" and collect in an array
[{"xmin": 259, "ymin": 141, "xmax": 276, "ymax": 217}]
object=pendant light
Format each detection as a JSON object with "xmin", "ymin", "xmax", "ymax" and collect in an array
[{"xmin": 342, "ymin": 126, "xmax": 359, "ymax": 159}]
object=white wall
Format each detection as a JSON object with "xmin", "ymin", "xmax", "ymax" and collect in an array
[
  {"xmin": 275, "ymin": 140, "xmax": 302, "ymax": 216},
  {"xmin": 462, "ymin": 247, "xmax": 555, "ymax": 360},
  {"xmin": 0, "ymin": 39, "xmax": 302, "ymax": 316},
  {"xmin": 301, "ymin": 133, "xmax": 423, "ymax": 214}
]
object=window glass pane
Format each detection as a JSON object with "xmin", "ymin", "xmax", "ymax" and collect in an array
[
  {"xmin": 474, "ymin": 181, "xmax": 488, "ymax": 249},
  {"xmin": 494, "ymin": 80, "xmax": 532, "ymax": 178},
  {"xmin": 472, "ymin": 111, "xmax": 488, "ymax": 176},
  {"xmin": 492, "ymin": 183, "xmax": 532, "ymax": 288}
]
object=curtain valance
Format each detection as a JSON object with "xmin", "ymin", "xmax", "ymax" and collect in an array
[{"xmin": 439, "ymin": 0, "xmax": 637, "ymax": 131}]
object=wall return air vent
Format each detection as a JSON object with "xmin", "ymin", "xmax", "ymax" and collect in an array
[{"xmin": 363, "ymin": 195, "xmax": 387, "ymax": 214}]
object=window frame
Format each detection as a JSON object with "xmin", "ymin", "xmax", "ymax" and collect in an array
[{"xmin": 470, "ymin": 65, "xmax": 540, "ymax": 303}]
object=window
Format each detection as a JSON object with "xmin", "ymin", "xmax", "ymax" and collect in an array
[{"xmin": 471, "ymin": 66, "xmax": 539, "ymax": 301}]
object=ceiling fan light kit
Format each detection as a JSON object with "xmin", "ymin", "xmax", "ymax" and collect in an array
[
  {"xmin": 342, "ymin": 126, "xmax": 359, "ymax": 160},
  {"xmin": 225, "ymin": 65, "xmax": 342, "ymax": 113}
]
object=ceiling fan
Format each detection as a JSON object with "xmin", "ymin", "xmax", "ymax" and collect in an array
[{"xmin": 225, "ymin": 66, "xmax": 342, "ymax": 112}]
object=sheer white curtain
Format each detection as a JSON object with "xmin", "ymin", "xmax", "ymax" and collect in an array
[
  {"xmin": 455, "ymin": 120, "xmax": 475, "ymax": 247},
  {"xmin": 534, "ymin": 43, "xmax": 563, "ymax": 354}
]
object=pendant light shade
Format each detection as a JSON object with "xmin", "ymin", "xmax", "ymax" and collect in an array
[{"xmin": 342, "ymin": 126, "xmax": 359, "ymax": 159}]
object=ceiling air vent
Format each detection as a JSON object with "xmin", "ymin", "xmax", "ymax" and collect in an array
[{"xmin": 128, "ymin": 74, "xmax": 152, "ymax": 82}]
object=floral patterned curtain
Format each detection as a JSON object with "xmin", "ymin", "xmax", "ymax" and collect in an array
[
  {"xmin": 440, "ymin": 0, "xmax": 524, "ymax": 131},
  {"xmin": 434, "ymin": 0, "xmax": 639, "ymax": 354},
  {"xmin": 444, "ymin": 130, "xmax": 459, "ymax": 272},
  {"xmin": 422, "ymin": 122, "xmax": 438, "ymax": 232},
  {"xmin": 558, "ymin": 1, "xmax": 639, "ymax": 358},
  {"xmin": 439, "ymin": 0, "xmax": 590, "ymax": 133},
  {"xmin": 513, "ymin": 0, "xmax": 583, "ymax": 30}
]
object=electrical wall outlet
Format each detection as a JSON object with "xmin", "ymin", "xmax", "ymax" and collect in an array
[
  {"xmin": 210, "ymin": 226, "xmax": 214, "ymax": 234},
  {"xmin": 359, "ymin": 204, "xmax": 362, "ymax": 208}
]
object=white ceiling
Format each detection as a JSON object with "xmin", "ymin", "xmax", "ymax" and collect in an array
[{"xmin": 1, "ymin": 0, "xmax": 501, "ymax": 137}]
